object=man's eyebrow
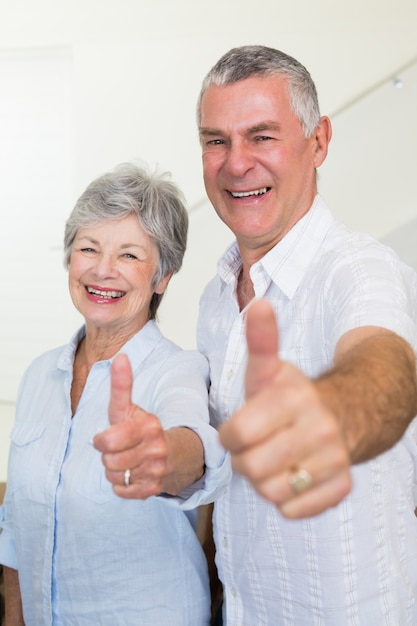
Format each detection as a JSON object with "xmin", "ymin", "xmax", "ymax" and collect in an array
[
  {"xmin": 248, "ymin": 121, "xmax": 281, "ymax": 133},
  {"xmin": 199, "ymin": 122, "xmax": 282, "ymax": 136},
  {"xmin": 199, "ymin": 127, "xmax": 224, "ymax": 136}
]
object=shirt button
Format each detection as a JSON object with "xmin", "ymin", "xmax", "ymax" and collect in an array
[
  {"xmin": 222, "ymin": 536, "xmax": 228, "ymax": 548},
  {"xmin": 231, "ymin": 587, "xmax": 237, "ymax": 598},
  {"xmin": 226, "ymin": 369, "xmax": 234, "ymax": 381}
]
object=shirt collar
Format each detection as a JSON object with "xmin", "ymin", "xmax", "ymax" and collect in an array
[
  {"xmin": 217, "ymin": 194, "xmax": 335, "ymax": 300},
  {"xmin": 57, "ymin": 320, "xmax": 164, "ymax": 372},
  {"xmin": 58, "ymin": 326, "xmax": 86, "ymax": 371}
]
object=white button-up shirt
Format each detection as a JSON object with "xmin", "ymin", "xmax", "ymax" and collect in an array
[{"xmin": 198, "ymin": 195, "xmax": 417, "ymax": 625}]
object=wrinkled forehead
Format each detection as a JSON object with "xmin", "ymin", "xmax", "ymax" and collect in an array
[
  {"xmin": 198, "ymin": 72, "xmax": 290, "ymax": 121},
  {"xmin": 199, "ymin": 75, "xmax": 296, "ymax": 135}
]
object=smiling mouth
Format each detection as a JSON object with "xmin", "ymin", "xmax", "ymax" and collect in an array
[
  {"xmin": 229, "ymin": 187, "xmax": 270, "ymax": 198},
  {"xmin": 86, "ymin": 286, "xmax": 126, "ymax": 299}
]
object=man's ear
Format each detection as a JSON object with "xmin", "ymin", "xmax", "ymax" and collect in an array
[{"xmin": 313, "ymin": 115, "xmax": 332, "ymax": 168}]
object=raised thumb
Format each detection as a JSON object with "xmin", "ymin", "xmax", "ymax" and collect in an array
[
  {"xmin": 245, "ymin": 299, "xmax": 280, "ymax": 399},
  {"xmin": 108, "ymin": 353, "xmax": 133, "ymax": 425}
]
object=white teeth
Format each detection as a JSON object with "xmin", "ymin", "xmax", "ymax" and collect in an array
[
  {"xmin": 87, "ymin": 287, "xmax": 125, "ymax": 299},
  {"xmin": 230, "ymin": 187, "xmax": 268, "ymax": 198}
]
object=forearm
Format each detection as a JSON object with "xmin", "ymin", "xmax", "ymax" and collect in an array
[
  {"xmin": 3, "ymin": 566, "xmax": 25, "ymax": 626},
  {"xmin": 162, "ymin": 427, "xmax": 205, "ymax": 495},
  {"xmin": 316, "ymin": 332, "xmax": 417, "ymax": 464}
]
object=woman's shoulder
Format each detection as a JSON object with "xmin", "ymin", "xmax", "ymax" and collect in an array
[{"xmin": 125, "ymin": 321, "xmax": 209, "ymax": 380}]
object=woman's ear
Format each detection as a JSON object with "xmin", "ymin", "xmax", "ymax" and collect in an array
[
  {"xmin": 313, "ymin": 115, "xmax": 332, "ymax": 168},
  {"xmin": 154, "ymin": 272, "xmax": 173, "ymax": 295}
]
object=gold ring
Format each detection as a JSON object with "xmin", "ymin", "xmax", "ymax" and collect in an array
[
  {"xmin": 124, "ymin": 469, "xmax": 131, "ymax": 487},
  {"xmin": 288, "ymin": 468, "xmax": 312, "ymax": 494}
]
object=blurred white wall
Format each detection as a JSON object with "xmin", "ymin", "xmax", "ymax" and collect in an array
[{"xmin": 0, "ymin": 0, "xmax": 416, "ymax": 480}]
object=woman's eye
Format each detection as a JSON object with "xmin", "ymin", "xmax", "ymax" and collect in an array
[
  {"xmin": 81, "ymin": 247, "xmax": 96, "ymax": 253},
  {"xmin": 122, "ymin": 253, "xmax": 138, "ymax": 260}
]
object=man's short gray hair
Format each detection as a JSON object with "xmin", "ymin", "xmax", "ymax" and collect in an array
[{"xmin": 197, "ymin": 45, "xmax": 321, "ymax": 138}]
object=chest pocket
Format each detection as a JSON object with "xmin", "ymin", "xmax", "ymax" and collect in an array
[{"xmin": 8, "ymin": 421, "xmax": 47, "ymax": 495}]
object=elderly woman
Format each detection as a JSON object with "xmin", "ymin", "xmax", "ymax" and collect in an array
[{"xmin": 0, "ymin": 163, "xmax": 229, "ymax": 625}]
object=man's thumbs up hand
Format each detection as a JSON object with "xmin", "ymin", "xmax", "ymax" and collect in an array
[{"xmin": 219, "ymin": 299, "xmax": 351, "ymax": 518}]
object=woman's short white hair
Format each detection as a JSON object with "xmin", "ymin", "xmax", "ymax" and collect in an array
[{"xmin": 64, "ymin": 162, "xmax": 188, "ymax": 319}]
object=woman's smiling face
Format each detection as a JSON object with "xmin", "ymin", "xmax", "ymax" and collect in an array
[{"xmin": 68, "ymin": 213, "xmax": 169, "ymax": 336}]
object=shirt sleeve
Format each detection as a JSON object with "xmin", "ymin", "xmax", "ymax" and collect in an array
[
  {"xmin": 324, "ymin": 236, "xmax": 417, "ymax": 354},
  {"xmin": 0, "ymin": 493, "xmax": 18, "ymax": 569},
  {"xmin": 137, "ymin": 349, "xmax": 231, "ymax": 510}
]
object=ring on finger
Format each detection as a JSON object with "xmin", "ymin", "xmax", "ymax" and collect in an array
[
  {"xmin": 124, "ymin": 468, "xmax": 131, "ymax": 487},
  {"xmin": 288, "ymin": 468, "xmax": 312, "ymax": 494}
]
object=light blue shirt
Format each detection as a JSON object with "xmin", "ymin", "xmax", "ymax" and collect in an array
[{"xmin": 0, "ymin": 320, "xmax": 230, "ymax": 625}]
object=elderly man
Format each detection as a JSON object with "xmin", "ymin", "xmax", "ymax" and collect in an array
[
  {"xmin": 195, "ymin": 45, "xmax": 417, "ymax": 625},
  {"xmin": 98, "ymin": 46, "xmax": 417, "ymax": 624}
]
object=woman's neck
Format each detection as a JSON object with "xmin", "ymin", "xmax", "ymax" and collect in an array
[
  {"xmin": 82, "ymin": 320, "xmax": 147, "ymax": 364},
  {"xmin": 70, "ymin": 321, "xmax": 147, "ymax": 415}
]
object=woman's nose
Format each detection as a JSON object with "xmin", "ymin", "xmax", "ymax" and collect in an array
[{"xmin": 93, "ymin": 253, "xmax": 118, "ymax": 278}]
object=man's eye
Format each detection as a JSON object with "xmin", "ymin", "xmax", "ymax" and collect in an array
[
  {"xmin": 256, "ymin": 135, "xmax": 273, "ymax": 142},
  {"xmin": 207, "ymin": 139, "xmax": 224, "ymax": 146}
]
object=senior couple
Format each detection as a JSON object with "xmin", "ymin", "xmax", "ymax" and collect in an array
[{"xmin": 1, "ymin": 45, "xmax": 417, "ymax": 626}]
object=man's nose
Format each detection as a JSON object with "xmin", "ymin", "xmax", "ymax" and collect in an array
[{"xmin": 224, "ymin": 141, "xmax": 256, "ymax": 178}]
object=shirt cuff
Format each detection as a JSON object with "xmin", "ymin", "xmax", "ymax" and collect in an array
[
  {"xmin": 158, "ymin": 423, "xmax": 231, "ymax": 510},
  {"xmin": 0, "ymin": 504, "xmax": 18, "ymax": 570}
]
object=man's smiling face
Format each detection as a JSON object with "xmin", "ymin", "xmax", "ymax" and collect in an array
[{"xmin": 199, "ymin": 74, "xmax": 329, "ymax": 258}]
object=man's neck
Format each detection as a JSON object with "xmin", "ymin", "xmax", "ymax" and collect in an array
[{"xmin": 237, "ymin": 266, "xmax": 255, "ymax": 311}]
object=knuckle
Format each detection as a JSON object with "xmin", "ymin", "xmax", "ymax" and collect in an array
[
  {"xmin": 256, "ymin": 479, "xmax": 285, "ymax": 507},
  {"xmin": 332, "ymin": 447, "xmax": 350, "ymax": 470},
  {"xmin": 314, "ymin": 412, "xmax": 340, "ymax": 446},
  {"xmin": 240, "ymin": 454, "xmax": 264, "ymax": 480},
  {"xmin": 146, "ymin": 416, "xmax": 164, "ymax": 440}
]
